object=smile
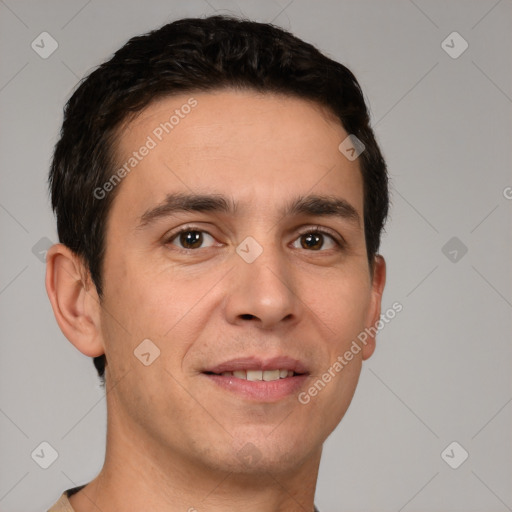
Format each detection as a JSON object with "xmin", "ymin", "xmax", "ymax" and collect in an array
[
  {"xmin": 201, "ymin": 356, "xmax": 309, "ymax": 402},
  {"xmin": 207, "ymin": 369, "xmax": 295, "ymax": 381}
]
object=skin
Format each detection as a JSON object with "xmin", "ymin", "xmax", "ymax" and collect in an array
[{"xmin": 46, "ymin": 89, "xmax": 386, "ymax": 512}]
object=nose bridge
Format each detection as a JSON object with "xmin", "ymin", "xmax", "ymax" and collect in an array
[{"xmin": 225, "ymin": 235, "xmax": 299, "ymax": 328}]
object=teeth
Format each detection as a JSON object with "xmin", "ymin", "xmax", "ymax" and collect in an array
[
  {"xmin": 246, "ymin": 370, "xmax": 263, "ymax": 381},
  {"xmin": 219, "ymin": 369, "xmax": 295, "ymax": 380},
  {"xmin": 263, "ymin": 369, "xmax": 280, "ymax": 381}
]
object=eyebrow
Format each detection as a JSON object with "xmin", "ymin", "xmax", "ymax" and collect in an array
[{"xmin": 136, "ymin": 192, "xmax": 360, "ymax": 230}]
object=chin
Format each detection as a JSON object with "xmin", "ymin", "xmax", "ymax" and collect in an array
[{"xmin": 195, "ymin": 426, "xmax": 321, "ymax": 477}]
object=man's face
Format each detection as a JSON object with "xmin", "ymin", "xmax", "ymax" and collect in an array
[{"xmin": 98, "ymin": 89, "xmax": 384, "ymax": 475}]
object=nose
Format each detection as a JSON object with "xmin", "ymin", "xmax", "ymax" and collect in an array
[{"xmin": 223, "ymin": 243, "xmax": 301, "ymax": 330}]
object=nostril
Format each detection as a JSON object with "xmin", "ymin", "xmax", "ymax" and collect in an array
[{"xmin": 240, "ymin": 314, "xmax": 256, "ymax": 320}]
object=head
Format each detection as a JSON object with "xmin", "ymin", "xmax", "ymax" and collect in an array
[{"xmin": 46, "ymin": 15, "xmax": 388, "ymax": 476}]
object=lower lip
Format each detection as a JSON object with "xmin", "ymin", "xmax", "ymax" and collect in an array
[{"xmin": 203, "ymin": 373, "xmax": 308, "ymax": 402}]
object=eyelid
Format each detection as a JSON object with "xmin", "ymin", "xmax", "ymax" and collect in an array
[
  {"xmin": 163, "ymin": 224, "xmax": 346, "ymax": 250},
  {"xmin": 294, "ymin": 225, "xmax": 345, "ymax": 248},
  {"xmin": 164, "ymin": 224, "xmax": 220, "ymax": 249}
]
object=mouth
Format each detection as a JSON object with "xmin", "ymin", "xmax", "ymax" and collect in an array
[
  {"xmin": 204, "ymin": 369, "xmax": 298, "ymax": 381},
  {"xmin": 201, "ymin": 356, "xmax": 309, "ymax": 402}
]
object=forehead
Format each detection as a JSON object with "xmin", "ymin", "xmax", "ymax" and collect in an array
[{"xmin": 109, "ymin": 89, "xmax": 364, "ymax": 225}]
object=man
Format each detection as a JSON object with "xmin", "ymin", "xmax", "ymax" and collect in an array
[{"xmin": 45, "ymin": 14, "xmax": 388, "ymax": 512}]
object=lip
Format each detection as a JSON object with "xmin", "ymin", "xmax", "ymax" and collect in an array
[
  {"xmin": 204, "ymin": 356, "xmax": 309, "ymax": 375},
  {"xmin": 202, "ymin": 356, "xmax": 309, "ymax": 402},
  {"xmin": 203, "ymin": 373, "xmax": 309, "ymax": 402}
]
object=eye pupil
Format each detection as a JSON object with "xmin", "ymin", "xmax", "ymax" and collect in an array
[
  {"xmin": 180, "ymin": 230, "xmax": 203, "ymax": 249},
  {"xmin": 172, "ymin": 230, "xmax": 334, "ymax": 251},
  {"xmin": 301, "ymin": 232, "xmax": 323, "ymax": 250}
]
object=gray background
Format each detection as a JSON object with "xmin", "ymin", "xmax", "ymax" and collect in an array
[{"xmin": 0, "ymin": 1, "xmax": 511, "ymax": 511}]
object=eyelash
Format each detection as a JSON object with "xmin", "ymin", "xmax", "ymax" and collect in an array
[{"xmin": 164, "ymin": 225, "xmax": 345, "ymax": 252}]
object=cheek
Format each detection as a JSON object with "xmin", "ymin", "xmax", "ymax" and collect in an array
[
  {"xmin": 109, "ymin": 358, "xmax": 203, "ymax": 451},
  {"xmin": 104, "ymin": 255, "xmax": 189, "ymax": 334},
  {"xmin": 101, "ymin": 258, "xmax": 220, "ymax": 376},
  {"xmin": 307, "ymin": 267, "xmax": 372, "ymax": 344}
]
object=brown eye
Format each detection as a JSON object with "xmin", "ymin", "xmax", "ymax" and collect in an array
[
  {"xmin": 301, "ymin": 232, "xmax": 323, "ymax": 250},
  {"xmin": 168, "ymin": 229, "xmax": 216, "ymax": 250},
  {"xmin": 292, "ymin": 230, "xmax": 339, "ymax": 251},
  {"xmin": 179, "ymin": 231, "xmax": 203, "ymax": 249}
]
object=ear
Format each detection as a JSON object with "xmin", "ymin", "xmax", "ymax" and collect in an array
[
  {"xmin": 361, "ymin": 255, "xmax": 386, "ymax": 361},
  {"xmin": 45, "ymin": 243, "xmax": 104, "ymax": 357}
]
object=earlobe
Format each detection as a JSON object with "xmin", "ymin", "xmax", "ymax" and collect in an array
[
  {"xmin": 45, "ymin": 243, "xmax": 105, "ymax": 357},
  {"xmin": 361, "ymin": 255, "xmax": 386, "ymax": 361}
]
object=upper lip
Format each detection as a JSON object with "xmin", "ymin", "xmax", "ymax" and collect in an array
[{"xmin": 203, "ymin": 356, "xmax": 309, "ymax": 375}]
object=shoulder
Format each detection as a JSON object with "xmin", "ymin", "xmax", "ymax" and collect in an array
[
  {"xmin": 46, "ymin": 492, "xmax": 74, "ymax": 512},
  {"xmin": 46, "ymin": 485, "xmax": 85, "ymax": 512}
]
